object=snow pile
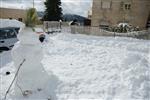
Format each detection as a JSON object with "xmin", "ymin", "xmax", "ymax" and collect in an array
[
  {"xmin": 0, "ymin": 31, "xmax": 150, "ymax": 100},
  {"xmin": 44, "ymin": 33, "xmax": 150, "ymax": 100},
  {"xmin": 0, "ymin": 19, "xmax": 25, "ymax": 32}
]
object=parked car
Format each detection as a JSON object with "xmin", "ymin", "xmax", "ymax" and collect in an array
[
  {"xmin": 0, "ymin": 19, "xmax": 25, "ymax": 51},
  {"xmin": 0, "ymin": 27, "xmax": 19, "ymax": 50}
]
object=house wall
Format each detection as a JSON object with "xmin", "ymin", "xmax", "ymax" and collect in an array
[
  {"xmin": 0, "ymin": 8, "xmax": 27, "ymax": 22},
  {"xmin": 91, "ymin": 0, "xmax": 150, "ymax": 29}
]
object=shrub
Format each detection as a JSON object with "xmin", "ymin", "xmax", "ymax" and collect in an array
[{"xmin": 26, "ymin": 8, "xmax": 38, "ymax": 27}]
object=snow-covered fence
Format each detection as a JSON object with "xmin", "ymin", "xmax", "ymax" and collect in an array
[
  {"xmin": 61, "ymin": 22, "xmax": 70, "ymax": 26},
  {"xmin": 43, "ymin": 21, "xmax": 70, "ymax": 33},
  {"xmin": 43, "ymin": 21, "xmax": 60, "ymax": 29},
  {"xmin": 70, "ymin": 26, "xmax": 149, "ymax": 39},
  {"xmin": 61, "ymin": 22, "xmax": 71, "ymax": 33},
  {"xmin": 70, "ymin": 26, "xmax": 91, "ymax": 35},
  {"xmin": 43, "ymin": 21, "xmax": 61, "ymax": 33}
]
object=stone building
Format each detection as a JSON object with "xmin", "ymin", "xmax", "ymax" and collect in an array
[
  {"xmin": 0, "ymin": 7, "xmax": 27, "ymax": 22},
  {"xmin": 88, "ymin": 9, "xmax": 92, "ymax": 19},
  {"xmin": 91, "ymin": 0, "xmax": 150, "ymax": 29}
]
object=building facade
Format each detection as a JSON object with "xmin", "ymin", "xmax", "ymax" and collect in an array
[
  {"xmin": 91, "ymin": 0, "xmax": 150, "ymax": 29},
  {"xmin": 88, "ymin": 9, "xmax": 92, "ymax": 19},
  {"xmin": 0, "ymin": 8, "xmax": 27, "ymax": 22}
]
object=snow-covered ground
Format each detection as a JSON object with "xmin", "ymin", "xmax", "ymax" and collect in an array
[{"xmin": 0, "ymin": 31, "xmax": 150, "ymax": 100}]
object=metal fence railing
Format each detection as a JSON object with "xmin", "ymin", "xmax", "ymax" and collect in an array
[
  {"xmin": 70, "ymin": 26, "xmax": 150, "ymax": 40},
  {"xmin": 42, "ymin": 21, "xmax": 150, "ymax": 39}
]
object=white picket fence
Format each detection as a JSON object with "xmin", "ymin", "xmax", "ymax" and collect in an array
[{"xmin": 43, "ymin": 21, "xmax": 71, "ymax": 33}]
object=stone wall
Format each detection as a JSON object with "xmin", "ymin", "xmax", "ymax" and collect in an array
[{"xmin": 91, "ymin": 0, "xmax": 150, "ymax": 29}]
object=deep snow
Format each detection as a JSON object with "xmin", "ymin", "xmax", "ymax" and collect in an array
[{"xmin": 0, "ymin": 31, "xmax": 150, "ymax": 100}]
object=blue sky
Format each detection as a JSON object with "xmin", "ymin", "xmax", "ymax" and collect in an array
[{"xmin": 0, "ymin": 0, "xmax": 92, "ymax": 17}]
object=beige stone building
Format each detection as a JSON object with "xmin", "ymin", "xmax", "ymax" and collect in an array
[
  {"xmin": 88, "ymin": 9, "xmax": 92, "ymax": 19},
  {"xmin": 0, "ymin": 7, "xmax": 27, "ymax": 22},
  {"xmin": 91, "ymin": 0, "xmax": 150, "ymax": 29}
]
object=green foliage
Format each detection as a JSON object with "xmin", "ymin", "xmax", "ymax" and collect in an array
[
  {"xmin": 43, "ymin": 0, "xmax": 62, "ymax": 21},
  {"xmin": 26, "ymin": 8, "xmax": 38, "ymax": 27}
]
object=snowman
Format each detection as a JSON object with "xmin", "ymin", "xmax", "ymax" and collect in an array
[{"xmin": 11, "ymin": 27, "xmax": 52, "ymax": 99}]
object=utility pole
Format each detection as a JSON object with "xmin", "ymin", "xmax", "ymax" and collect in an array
[{"xmin": 33, "ymin": 0, "xmax": 35, "ymax": 8}]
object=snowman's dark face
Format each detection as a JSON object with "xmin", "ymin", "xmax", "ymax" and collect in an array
[{"xmin": 39, "ymin": 34, "xmax": 46, "ymax": 43}]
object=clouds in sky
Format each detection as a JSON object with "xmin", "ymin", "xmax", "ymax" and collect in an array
[
  {"xmin": 62, "ymin": 0, "xmax": 92, "ymax": 17},
  {"xmin": 0, "ymin": 0, "xmax": 92, "ymax": 17}
]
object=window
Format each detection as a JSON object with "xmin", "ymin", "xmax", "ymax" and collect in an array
[
  {"xmin": 124, "ymin": 4, "xmax": 131, "ymax": 10},
  {"xmin": 18, "ymin": 18, "xmax": 23, "ymax": 22},
  {"xmin": 0, "ymin": 28, "xmax": 17, "ymax": 39},
  {"xmin": 0, "ymin": 30, "xmax": 7, "ymax": 39},
  {"xmin": 14, "ymin": 28, "xmax": 20, "ymax": 34},
  {"xmin": 120, "ymin": 2, "xmax": 131, "ymax": 10},
  {"xmin": 102, "ymin": 1, "xmax": 111, "ymax": 9}
]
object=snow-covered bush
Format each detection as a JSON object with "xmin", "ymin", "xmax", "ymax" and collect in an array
[{"xmin": 108, "ymin": 23, "xmax": 140, "ymax": 33}]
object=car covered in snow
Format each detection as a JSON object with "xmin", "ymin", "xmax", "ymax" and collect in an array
[
  {"xmin": 0, "ymin": 27, "xmax": 19, "ymax": 50},
  {"xmin": 0, "ymin": 19, "xmax": 25, "ymax": 50}
]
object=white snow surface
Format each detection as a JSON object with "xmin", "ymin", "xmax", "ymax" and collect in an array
[
  {"xmin": 0, "ymin": 19, "xmax": 25, "ymax": 32},
  {"xmin": 0, "ymin": 31, "xmax": 150, "ymax": 100}
]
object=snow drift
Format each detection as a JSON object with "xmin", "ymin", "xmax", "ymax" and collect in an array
[{"xmin": 0, "ymin": 31, "xmax": 150, "ymax": 100}]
